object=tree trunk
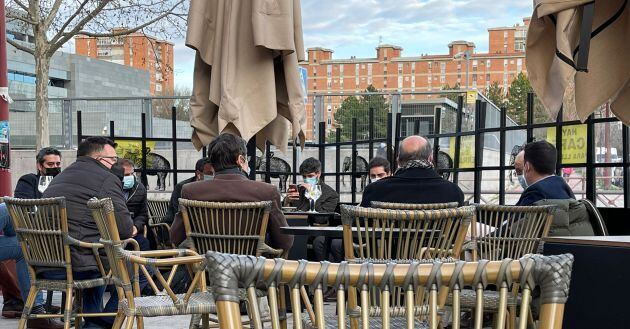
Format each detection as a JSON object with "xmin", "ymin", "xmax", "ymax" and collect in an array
[{"xmin": 34, "ymin": 53, "xmax": 51, "ymax": 150}]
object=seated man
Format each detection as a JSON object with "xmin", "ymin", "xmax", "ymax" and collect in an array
[
  {"xmin": 14, "ymin": 147, "xmax": 62, "ymax": 199},
  {"xmin": 0, "ymin": 204, "xmax": 63, "ymax": 328},
  {"xmin": 285, "ymin": 157, "xmax": 339, "ymax": 213},
  {"xmin": 118, "ymin": 159, "xmax": 152, "ymax": 250},
  {"xmin": 514, "ymin": 149, "xmax": 528, "ymax": 189},
  {"xmin": 43, "ymin": 137, "xmax": 134, "ymax": 328},
  {"xmin": 170, "ymin": 133, "xmax": 293, "ymax": 252},
  {"xmin": 516, "ymin": 140, "xmax": 594, "ymax": 236},
  {"xmin": 361, "ymin": 135, "xmax": 464, "ymax": 207},
  {"xmin": 368, "ymin": 156, "xmax": 392, "ymax": 184},
  {"xmin": 163, "ymin": 157, "xmax": 214, "ymax": 225}
]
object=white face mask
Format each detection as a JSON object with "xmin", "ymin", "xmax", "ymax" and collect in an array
[
  {"xmin": 370, "ymin": 177, "xmax": 381, "ymax": 183},
  {"xmin": 517, "ymin": 175, "xmax": 528, "ymax": 189}
]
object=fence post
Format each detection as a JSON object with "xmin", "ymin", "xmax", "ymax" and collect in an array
[
  {"xmin": 62, "ymin": 99, "xmax": 73, "ymax": 149},
  {"xmin": 526, "ymin": 92, "xmax": 534, "ymax": 142},
  {"xmin": 336, "ymin": 128, "xmax": 341, "ymax": 195},
  {"xmin": 386, "ymin": 112, "xmax": 393, "ymax": 167},
  {"xmin": 623, "ymin": 123, "xmax": 629, "ymax": 208},
  {"xmin": 390, "ymin": 94, "xmax": 400, "ymax": 160},
  {"xmin": 143, "ymin": 98, "xmax": 153, "ymax": 138},
  {"xmin": 453, "ymin": 95, "xmax": 464, "ymax": 184},
  {"xmin": 109, "ymin": 121, "xmax": 115, "ymax": 141},
  {"xmin": 319, "ymin": 121, "xmax": 326, "ymax": 183},
  {"xmin": 393, "ymin": 112, "xmax": 402, "ymax": 173},
  {"xmin": 473, "ymin": 100, "xmax": 484, "ymax": 204},
  {"xmin": 140, "ymin": 113, "xmax": 148, "ymax": 187},
  {"xmin": 499, "ymin": 106, "xmax": 507, "ymax": 205},
  {"xmin": 432, "ymin": 106, "xmax": 442, "ymax": 169},
  {"xmin": 313, "ymin": 95, "xmax": 324, "ymax": 143},
  {"xmin": 585, "ymin": 114, "xmax": 595, "ymax": 202},
  {"xmin": 265, "ymin": 141, "xmax": 271, "ymax": 183},
  {"xmin": 171, "ymin": 106, "xmax": 178, "ymax": 186},
  {"xmin": 555, "ymin": 108, "xmax": 563, "ymax": 176},
  {"xmin": 292, "ymin": 139, "xmax": 298, "ymax": 184},
  {"xmin": 77, "ymin": 111, "xmax": 83, "ymax": 145},
  {"xmin": 351, "ymin": 118, "xmax": 358, "ymax": 204},
  {"xmin": 247, "ymin": 136, "xmax": 256, "ymax": 180},
  {"xmin": 368, "ymin": 107, "xmax": 374, "ymax": 162}
]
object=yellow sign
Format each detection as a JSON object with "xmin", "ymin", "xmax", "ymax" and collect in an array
[
  {"xmin": 546, "ymin": 125, "xmax": 587, "ymax": 164},
  {"xmin": 115, "ymin": 140, "xmax": 157, "ymax": 167},
  {"xmin": 448, "ymin": 135, "xmax": 475, "ymax": 168},
  {"xmin": 466, "ymin": 91, "xmax": 477, "ymax": 104}
]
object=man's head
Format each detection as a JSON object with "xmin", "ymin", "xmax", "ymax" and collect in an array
[
  {"xmin": 397, "ymin": 135, "xmax": 433, "ymax": 167},
  {"xmin": 514, "ymin": 150, "xmax": 525, "ymax": 175},
  {"xmin": 208, "ymin": 133, "xmax": 249, "ymax": 174},
  {"xmin": 523, "ymin": 140, "xmax": 556, "ymax": 184},
  {"xmin": 194, "ymin": 157, "xmax": 214, "ymax": 181},
  {"xmin": 299, "ymin": 158, "xmax": 321, "ymax": 182},
  {"xmin": 368, "ymin": 157, "xmax": 391, "ymax": 182},
  {"xmin": 36, "ymin": 147, "xmax": 62, "ymax": 176},
  {"xmin": 117, "ymin": 158, "xmax": 137, "ymax": 190},
  {"xmin": 77, "ymin": 137, "xmax": 118, "ymax": 169}
]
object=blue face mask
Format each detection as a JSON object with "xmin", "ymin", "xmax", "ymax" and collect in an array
[
  {"xmin": 303, "ymin": 177, "xmax": 318, "ymax": 186},
  {"xmin": 517, "ymin": 175, "xmax": 528, "ymax": 189},
  {"xmin": 122, "ymin": 175, "xmax": 135, "ymax": 190},
  {"xmin": 204, "ymin": 174, "xmax": 214, "ymax": 181}
]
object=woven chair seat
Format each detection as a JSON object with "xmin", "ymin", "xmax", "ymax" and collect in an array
[
  {"xmin": 448, "ymin": 289, "xmax": 520, "ymax": 311},
  {"xmin": 35, "ymin": 277, "xmax": 112, "ymax": 291},
  {"xmin": 304, "ymin": 314, "xmax": 428, "ymax": 329},
  {"xmin": 120, "ymin": 291, "xmax": 216, "ymax": 317}
]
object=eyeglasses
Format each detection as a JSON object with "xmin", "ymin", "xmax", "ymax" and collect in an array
[{"xmin": 99, "ymin": 156, "xmax": 120, "ymax": 163}]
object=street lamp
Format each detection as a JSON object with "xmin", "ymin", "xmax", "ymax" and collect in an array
[{"xmin": 453, "ymin": 50, "xmax": 471, "ymax": 91}]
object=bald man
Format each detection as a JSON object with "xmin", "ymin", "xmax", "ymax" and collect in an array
[{"xmin": 360, "ymin": 135, "xmax": 464, "ymax": 207}]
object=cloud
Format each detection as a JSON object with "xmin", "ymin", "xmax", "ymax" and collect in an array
[{"xmin": 174, "ymin": 0, "xmax": 532, "ymax": 88}]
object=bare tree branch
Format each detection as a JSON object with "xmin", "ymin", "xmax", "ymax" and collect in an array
[
  {"xmin": 43, "ymin": 0, "xmax": 65, "ymax": 30},
  {"xmin": 75, "ymin": 9, "xmax": 177, "ymax": 38},
  {"xmin": 6, "ymin": 38, "xmax": 35, "ymax": 55},
  {"xmin": 47, "ymin": 0, "xmax": 112, "ymax": 55},
  {"xmin": 6, "ymin": 12, "xmax": 37, "ymax": 25},
  {"xmin": 48, "ymin": 0, "xmax": 92, "ymax": 45},
  {"xmin": 10, "ymin": 0, "xmax": 30, "ymax": 12}
]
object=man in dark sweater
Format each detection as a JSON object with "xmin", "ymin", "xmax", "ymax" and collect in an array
[
  {"xmin": 14, "ymin": 147, "xmax": 62, "ymax": 199},
  {"xmin": 361, "ymin": 135, "xmax": 464, "ymax": 207},
  {"xmin": 285, "ymin": 157, "xmax": 339, "ymax": 213},
  {"xmin": 163, "ymin": 157, "xmax": 214, "ymax": 225}
]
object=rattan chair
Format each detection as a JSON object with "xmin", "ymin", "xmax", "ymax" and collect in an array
[
  {"xmin": 370, "ymin": 201, "xmax": 459, "ymax": 210},
  {"xmin": 455, "ymin": 204, "xmax": 555, "ymax": 328},
  {"xmin": 206, "ymin": 251, "xmax": 574, "ymax": 329},
  {"xmin": 3, "ymin": 197, "xmax": 113, "ymax": 329},
  {"xmin": 340, "ymin": 205, "xmax": 474, "ymax": 323},
  {"xmin": 87, "ymin": 197, "xmax": 215, "ymax": 329},
  {"xmin": 147, "ymin": 199, "xmax": 172, "ymax": 249}
]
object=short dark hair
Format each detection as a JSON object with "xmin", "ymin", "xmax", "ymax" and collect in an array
[
  {"xmin": 524, "ymin": 140, "xmax": 556, "ymax": 175},
  {"xmin": 77, "ymin": 137, "xmax": 116, "ymax": 157},
  {"xmin": 208, "ymin": 133, "xmax": 247, "ymax": 172},
  {"xmin": 299, "ymin": 157, "xmax": 321, "ymax": 175},
  {"xmin": 195, "ymin": 157, "xmax": 211, "ymax": 172},
  {"xmin": 368, "ymin": 156, "xmax": 391, "ymax": 173},
  {"xmin": 117, "ymin": 158, "xmax": 135, "ymax": 169},
  {"xmin": 36, "ymin": 147, "xmax": 61, "ymax": 165}
]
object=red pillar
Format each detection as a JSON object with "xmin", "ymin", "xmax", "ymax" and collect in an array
[{"xmin": 0, "ymin": 0, "xmax": 13, "ymax": 197}]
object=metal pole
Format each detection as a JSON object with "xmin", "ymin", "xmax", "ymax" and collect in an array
[
  {"xmin": 0, "ymin": 1, "xmax": 12, "ymax": 196},
  {"xmin": 465, "ymin": 53, "xmax": 469, "ymax": 91}
]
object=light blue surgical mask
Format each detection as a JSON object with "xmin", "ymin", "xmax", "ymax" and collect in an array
[
  {"xmin": 122, "ymin": 175, "xmax": 135, "ymax": 190},
  {"xmin": 204, "ymin": 174, "xmax": 214, "ymax": 181},
  {"xmin": 303, "ymin": 177, "xmax": 318, "ymax": 186},
  {"xmin": 517, "ymin": 175, "xmax": 528, "ymax": 189}
]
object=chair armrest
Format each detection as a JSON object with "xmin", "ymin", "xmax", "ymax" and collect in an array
[
  {"xmin": 149, "ymin": 222, "xmax": 171, "ymax": 231},
  {"xmin": 135, "ymin": 248, "xmax": 201, "ymax": 258},
  {"xmin": 65, "ymin": 236, "xmax": 104, "ymax": 250}
]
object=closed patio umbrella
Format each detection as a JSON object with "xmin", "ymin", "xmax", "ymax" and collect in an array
[
  {"xmin": 526, "ymin": 0, "xmax": 629, "ymax": 123},
  {"xmin": 186, "ymin": 0, "xmax": 306, "ymax": 152}
]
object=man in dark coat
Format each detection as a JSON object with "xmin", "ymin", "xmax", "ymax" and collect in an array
[
  {"xmin": 118, "ymin": 159, "xmax": 152, "ymax": 249},
  {"xmin": 43, "ymin": 137, "xmax": 134, "ymax": 328},
  {"xmin": 163, "ymin": 157, "xmax": 214, "ymax": 225},
  {"xmin": 285, "ymin": 157, "xmax": 339, "ymax": 213},
  {"xmin": 170, "ymin": 133, "xmax": 293, "ymax": 252},
  {"xmin": 361, "ymin": 135, "xmax": 464, "ymax": 207},
  {"xmin": 14, "ymin": 147, "xmax": 62, "ymax": 199}
]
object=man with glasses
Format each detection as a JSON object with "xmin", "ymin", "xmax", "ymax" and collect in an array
[{"xmin": 43, "ymin": 137, "xmax": 134, "ymax": 328}]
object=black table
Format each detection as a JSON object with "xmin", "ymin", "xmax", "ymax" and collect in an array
[
  {"xmin": 283, "ymin": 211, "xmax": 341, "ymax": 226},
  {"xmin": 543, "ymin": 235, "xmax": 630, "ymax": 329}
]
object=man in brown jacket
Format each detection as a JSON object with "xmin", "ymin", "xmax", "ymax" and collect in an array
[{"xmin": 170, "ymin": 133, "xmax": 293, "ymax": 252}]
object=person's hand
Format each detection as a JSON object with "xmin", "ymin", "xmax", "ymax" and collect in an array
[
  {"xmin": 286, "ymin": 189, "xmax": 300, "ymax": 201},
  {"xmin": 132, "ymin": 226, "xmax": 138, "ymax": 237},
  {"xmin": 300, "ymin": 182, "xmax": 312, "ymax": 190}
]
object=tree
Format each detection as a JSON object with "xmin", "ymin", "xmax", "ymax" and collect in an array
[
  {"xmin": 328, "ymin": 85, "xmax": 389, "ymax": 142},
  {"xmin": 154, "ymin": 85, "xmax": 192, "ymax": 121},
  {"xmin": 485, "ymin": 81, "xmax": 506, "ymax": 108},
  {"xmin": 5, "ymin": 1, "xmax": 187, "ymax": 149},
  {"xmin": 506, "ymin": 72, "xmax": 550, "ymax": 124},
  {"xmin": 441, "ymin": 83, "xmax": 461, "ymax": 103}
]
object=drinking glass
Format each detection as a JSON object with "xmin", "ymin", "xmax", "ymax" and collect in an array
[
  {"xmin": 38, "ymin": 175, "xmax": 54, "ymax": 193},
  {"xmin": 308, "ymin": 184, "xmax": 322, "ymax": 212}
]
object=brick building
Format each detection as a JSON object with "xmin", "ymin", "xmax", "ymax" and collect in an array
[
  {"xmin": 300, "ymin": 18, "xmax": 530, "ymax": 140},
  {"xmin": 75, "ymin": 30, "xmax": 174, "ymax": 95}
]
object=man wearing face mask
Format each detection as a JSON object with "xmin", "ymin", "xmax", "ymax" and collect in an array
[
  {"xmin": 14, "ymin": 147, "xmax": 62, "ymax": 199},
  {"xmin": 285, "ymin": 157, "xmax": 339, "ymax": 213},
  {"xmin": 170, "ymin": 133, "xmax": 293, "ymax": 251},
  {"xmin": 43, "ymin": 137, "xmax": 134, "ymax": 328},
  {"xmin": 514, "ymin": 150, "xmax": 528, "ymax": 190},
  {"xmin": 117, "ymin": 159, "xmax": 153, "ymax": 250},
  {"xmin": 368, "ymin": 156, "xmax": 392, "ymax": 184}
]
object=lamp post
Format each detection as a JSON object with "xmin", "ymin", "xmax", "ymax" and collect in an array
[{"xmin": 453, "ymin": 50, "xmax": 471, "ymax": 91}]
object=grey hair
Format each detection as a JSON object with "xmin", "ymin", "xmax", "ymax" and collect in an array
[{"xmin": 398, "ymin": 137, "xmax": 433, "ymax": 165}]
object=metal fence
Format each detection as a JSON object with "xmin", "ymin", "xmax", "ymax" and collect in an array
[{"xmin": 11, "ymin": 90, "xmax": 629, "ymax": 208}]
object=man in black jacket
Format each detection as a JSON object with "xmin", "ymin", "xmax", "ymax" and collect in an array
[
  {"xmin": 285, "ymin": 157, "xmax": 339, "ymax": 212},
  {"xmin": 14, "ymin": 147, "xmax": 62, "ymax": 199},
  {"xmin": 361, "ymin": 135, "xmax": 464, "ymax": 207},
  {"xmin": 163, "ymin": 157, "xmax": 214, "ymax": 225},
  {"xmin": 118, "ymin": 159, "xmax": 152, "ymax": 249},
  {"xmin": 43, "ymin": 137, "xmax": 134, "ymax": 328}
]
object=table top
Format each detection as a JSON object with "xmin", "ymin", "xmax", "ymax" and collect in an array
[
  {"xmin": 280, "ymin": 226, "xmax": 439, "ymax": 238},
  {"xmin": 543, "ymin": 235, "xmax": 630, "ymax": 248}
]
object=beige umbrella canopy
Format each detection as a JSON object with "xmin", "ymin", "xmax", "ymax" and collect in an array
[
  {"xmin": 527, "ymin": 0, "xmax": 629, "ymax": 123},
  {"xmin": 186, "ymin": 0, "xmax": 306, "ymax": 153}
]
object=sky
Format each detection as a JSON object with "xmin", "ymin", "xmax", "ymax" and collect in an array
[{"xmin": 172, "ymin": 0, "xmax": 534, "ymax": 89}]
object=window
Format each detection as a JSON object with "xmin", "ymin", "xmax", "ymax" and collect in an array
[
  {"xmin": 427, "ymin": 76, "xmax": 432, "ymax": 83},
  {"xmin": 440, "ymin": 76, "xmax": 445, "ymax": 83},
  {"xmin": 327, "ymin": 79, "xmax": 332, "ymax": 88},
  {"xmin": 487, "ymin": 60, "xmax": 491, "ymax": 67},
  {"xmin": 411, "ymin": 76, "xmax": 416, "ymax": 86},
  {"xmin": 504, "ymin": 59, "xmax": 508, "ymax": 67},
  {"xmin": 486, "ymin": 74, "xmax": 490, "ymax": 82},
  {"xmin": 327, "ymin": 65, "xmax": 332, "ymax": 77},
  {"xmin": 517, "ymin": 59, "xmax": 523, "ymax": 71},
  {"xmin": 428, "ymin": 62, "xmax": 432, "ymax": 70},
  {"xmin": 340, "ymin": 64, "xmax": 344, "ymax": 75},
  {"xmin": 504, "ymin": 31, "xmax": 508, "ymax": 38},
  {"xmin": 398, "ymin": 63, "xmax": 403, "ymax": 74},
  {"xmin": 411, "ymin": 62, "xmax": 416, "ymax": 74},
  {"xmin": 156, "ymin": 84, "xmax": 162, "ymax": 92},
  {"xmin": 472, "ymin": 74, "xmax": 477, "ymax": 82},
  {"xmin": 472, "ymin": 60, "xmax": 478, "ymax": 67},
  {"xmin": 367, "ymin": 63, "xmax": 372, "ymax": 76},
  {"xmin": 440, "ymin": 62, "xmax": 446, "ymax": 73}
]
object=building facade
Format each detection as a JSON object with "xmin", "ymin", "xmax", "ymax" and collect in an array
[
  {"xmin": 75, "ymin": 30, "xmax": 174, "ymax": 95},
  {"xmin": 300, "ymin": 18, "xmax": 530, "ymax": 140}
]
